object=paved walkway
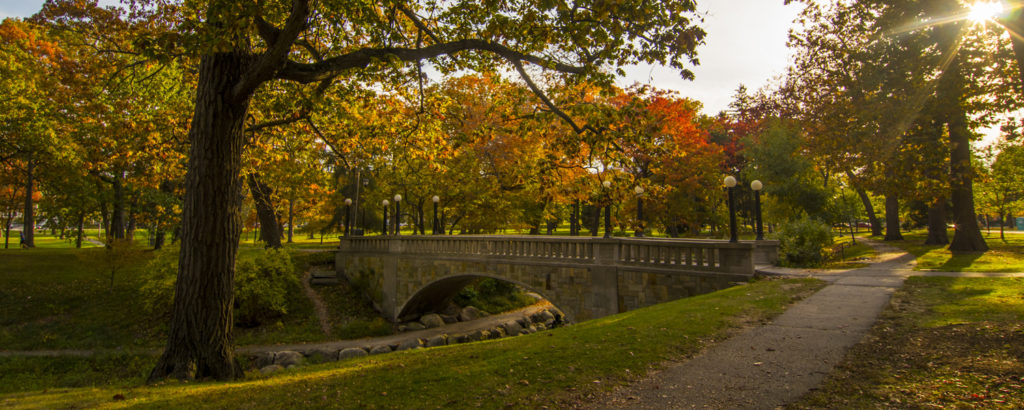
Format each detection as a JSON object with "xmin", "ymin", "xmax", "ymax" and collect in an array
[{"xmin": 599, "ymin": 239, "xmax": 1021, "ymax": 409}]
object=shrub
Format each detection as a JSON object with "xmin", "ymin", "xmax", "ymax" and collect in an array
[
  {"xmin": 138, "ymin": 247, "xmax": 300, "ymax": 326},
  {"xmin": 453, "ymin": 278, "xmax": 535, "ymax": 314},
  {"xmin": 235, "ymin": 249, "xmax": 299, "ymax": 326},
  {"xmin": 778, "ymin": 216, "xmax": 833, "ymax": 267},
  {"xmin": 138, "ymin": 245, "xmax": 180, "ymax": 318}
]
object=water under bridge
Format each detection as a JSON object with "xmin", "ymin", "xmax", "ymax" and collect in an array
[{"xmin": 335, "ymin": 236, "xmax": 778, "ymax": 323}]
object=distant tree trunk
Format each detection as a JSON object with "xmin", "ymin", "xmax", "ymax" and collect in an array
[
  {"xmin": 75, "ymin": 211, "xmax": 85, "ymax": 249},
  {"xmin": 247, "ymin": 173, "xmax": 281, "ymax": 249},
  {"xmin": 884, "ymin": 194, "xmax": 903, "ymax": 241},
  {"xmin": 126, "ymin": 197, "xmax": 138, "ymax": 241},
  {"xmin": 154, "ymin": 226, "xmax": 165, "ymax": 250},
  {"xmin": 3, "ymin": 212, "xmax": 11, "ymax": 249},
  {"xmin": 852, "ymin": 184, "xmax": 882, "ymax": 236},
  {"xmin": 286, "ymin": 199, "xmax": 294, "ymax": 243},
  {"xmin": 924, "ymin": 199, "xmax": 948, "ymax": 245},
  {"xmin": 110, "ymin": 173, "xmax": 126, "ymax": 240},
  {"xmin": 22, "ymin": 155, "xmax": 35, "ymax": 248},
  {"xmin": 999, "ymin": 211, "xmax": 1006, "ymax": 242},
  {"xmin": 148, "ymin": 52, "xmax": 251, "ymax": 383}
]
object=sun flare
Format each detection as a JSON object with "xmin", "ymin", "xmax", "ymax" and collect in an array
[{"xmin": 968, "ymin": 1, "xmax": 1005, "ymax": 22}]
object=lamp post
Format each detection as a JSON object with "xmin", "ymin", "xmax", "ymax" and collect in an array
[
  {"xmin": 602, "ymin": 180, "xmax": 612, "ymax": 238},
  {"xmin": 634, "ymin": 186, "xmax": 645, "ymax": 237},
  {"xmin": 432, "ymin": 195, "xmax": 440, "ymax": 235},
  {"xmin": 393, "ymin": 194, "xmax": 402, "ymax": 236},
  {"xmin": 344, "ymin": 198, "xmax": 352, "ymax": 237},
  {"xmin": 751, "ymin": 180, "xmax": 764, "ymax": 241},
  {"xmin": 381, "ymin": 199, "xmax": 389, "ymax": 235},
  {"xmin": 725, "ymin": 176, "xmax": 738, "ymax": 243}
]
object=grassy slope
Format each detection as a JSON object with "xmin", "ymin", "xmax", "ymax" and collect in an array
[
  {"xmin": 884, "ymin": 230, "xmax": 1024, "ymax": 272},
  {"xmin": 794, "ymin": 277, "xmax": 1024, "ymax": 408},
  {"xmin": 0, "ymin": 278, "xmax": 824, "ymax": 408}
]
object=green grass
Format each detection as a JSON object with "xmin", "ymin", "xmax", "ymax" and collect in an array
[
  {"xmin": 795, "ymin": 277, "xmax": 1024, "ymax": 408},
  {"xmin": 0, "ymin": 246, "xmax": 382, "ymax": 351},
  {"xmin": 821, "ymin": 236, "xmax": 876, "ymax": 270},
  {"xmin": 0, "ymin": 277, "xmax": 823, "ymax": 408},
  {"xmin": 883, "ymin": 230, "xmax": 1024, "ymax": 272}
]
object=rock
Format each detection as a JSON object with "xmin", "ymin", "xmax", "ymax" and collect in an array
[
  {"xmin": 549, "ymin": 307, "xmax": 565, "ymax": 323},
  {"xmin": 489, "ymin": 327, "xmax": 506, "ymax": 339},
  {"xmin": 397, "ymin": 324, "xmax": 409, "ymax": 332},
  {"xmin": 369, "ymin": 345, "xmax": 393, "ymax": 355},
  {"xmin": 524, "ymin": 292, "xmax": 544, "ymax": 302},
  {"xmin": 273, "ymin": 351, "xmax": 304, "ymax": 367},
  {"xmin": 534, "ymin": 323, "xmax": 547, "ymax": 331},
  {"xmin": 420, "ymin": 313, "xmax": 445, "ymax": 329},
  {"xmin": 442, "ymin": 303, "xmax": 462, "ymax": 317},
  {"xmin": 304, "ymin": 348, "xmax": 337, "ymax": 363},
  {"xmin": 426, "ymin": 334, "xmax": 448, "ymax": 347},
  {"xmin": 338, "ymin": 347, "xmax": 369, "ymax": 360},
  {"xmin": 466, "ymin": 329, "xmax": 489, "ymax": 342},
  {"xmin": 519, "ymin": 329, "xmax": 531, "ymax": 336},
  {"xmin": 501, "ymin": 320, "xmax": 523, "ymax": 336},
  {"xmin": 404, "ymin": 322, "xmax": 426, "ymax": 331},
  {"xmin": 255, "ymin": 352, "xmax": 277, "ymax": 368},
  {"xmin": 440, "ymin": 314, "xmax": 458, "ymax": 324},
  {"xmin": 260, "ymin": 364, "xmax": 284, "ymax": 375},
  {"xmin": 452, "ymin": 334, "xmax": 470, "ymax": 344},
  {"xmin": 515, "ymin": 317, "xmax": 531, "ymax": 329},
  {"xmin": 459, "ymin": 306, "xmax": 484, "ymax": 322},
  {"xmin": 396, "ymin": 338, "xmax": 423, "ymax": 351},
  {"xmin": 531, "ymin": 309, "xmax": 555, "ymax": 326}
]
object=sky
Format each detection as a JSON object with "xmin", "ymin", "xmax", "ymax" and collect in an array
[{"xmin": 2, "ymin": 0, "xmax": 802, "ymax": 115}]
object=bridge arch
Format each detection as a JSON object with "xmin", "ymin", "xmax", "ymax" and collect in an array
[{"xmin": 396, "ymin": 273, "xmax": 561, "ymax": 322}]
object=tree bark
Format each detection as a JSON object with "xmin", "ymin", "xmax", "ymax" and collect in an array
[
  {"xmin": 148, "ymin": 52, "xmax": 252, "ymax": 383},
  {"xmin": 884, "ymin": 194, "xmax": 904, "ymax": 241},
  {"xmin": 853, "ymin": 185, "xmax": 882, "ymax": 236},
  {"xmin": 247, "ymin": 172, "xmax": 282, "ymax": 249},
  {"xmin": 22, "ymin": 154, "xmax": 35, "ymax": 248},
  {"xmin": 924, "ymin": 199, "xmax": 949, "ymax": 245},
  {"xmin": 75, "ymin": 210, "xmax": 84, "ymax": 249},
  {"xmin": 946, "ymin": 82, "xmax": 987, "ymax": 253}
]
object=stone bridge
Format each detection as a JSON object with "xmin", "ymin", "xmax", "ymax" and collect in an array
[{"xmin": 335, "ymin": 236, "xmax": 778, "ymax": 323}]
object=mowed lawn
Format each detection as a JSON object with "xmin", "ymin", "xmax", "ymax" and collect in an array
[{"xmin": 883, "ymin": 230, "xmax": 1024, "ymax": 272}]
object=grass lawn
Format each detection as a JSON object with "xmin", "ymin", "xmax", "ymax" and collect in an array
[
  {"xmin": 820, "ymin": 235, "xmax": 876, "ymax": 270},
  {"xmin": 0, "ymin": 277, "xmax": 824, "ymax": 408},
  {"xmin": 794, "ymin": 276, "xmax": 1024, "ymax": 408},
  {"xmin": 884, "ymin": 230, "xmax": 1024, "ymax": 272},
  {"xmin": 0, "ymin": 246, "xmax": 372, "ymax": 352}
]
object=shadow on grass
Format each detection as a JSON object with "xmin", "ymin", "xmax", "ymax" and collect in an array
[{"xmin": 937, "ymin": 252, "xmax": 984, "ymax": 272}]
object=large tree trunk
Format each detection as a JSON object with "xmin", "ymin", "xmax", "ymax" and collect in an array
[
  {"xmin": 947, "ymin": 104, "xmax": 987, "ymax": 252},
  {"xmin": 149, "ymin": 53, "xmax": 252, "ymax": 383},
  {"xmin": 22, "ymin": 154, "xmax": 35, "ymax": 248},
  {"xmin": 924, "ymin": 199, "xmax": 949, "ymax": 245},
  {"xmin": 247, "ymin": 172, "xmax": 282, "ymax": 249},
  {"xmin": 884, "ymin": 194, "xmax": 904, "ymax": 241}
]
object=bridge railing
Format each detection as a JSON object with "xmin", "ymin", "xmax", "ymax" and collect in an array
[{"xmin": 339, "ymin": 236, "xmax": 774, "ymax": 276}]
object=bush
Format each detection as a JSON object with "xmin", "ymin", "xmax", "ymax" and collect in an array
[
  {"xmin": 778, "ymin": 217, "xmax": 833, "ymax": 267},
  {"xmin": 138, "ymin": 245, "xmax": 180, "ymax": 318},
  {"xmin": 235, "ymin": 249, "xmax": 299, "ymax": 326},
  {"xmin": 453, "ymin": 278, "xmax": 535, "ymax": 314},
  {"xmin": 138, "ymin": 247, "xmax": 300, "ymax": 326}
]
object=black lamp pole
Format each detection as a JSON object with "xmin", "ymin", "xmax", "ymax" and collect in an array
[
  {"xmin": 394, "ymin": 195, "xmax": 402, "ymax": 236},
  {"xmin": 635, "ymin": 186, "xmax": 644, "ymax": 237},
  {"xmin": 432, "ymin": 195, "xmax": 440, "ymax": 235},
  {"xmin": 602, "ymin": 180, "xmax": 612, "ymax": 238},
  {"xmin": 344, "ymin": 198, "xmax": 352, "ymax": 237},
  {"xmin": 726, "ymin": 176, "xmax": 738, "ymax": 243},
  {"xmin": 382, "ymin": 200, "xmax": 389, "ymax": 235},
  {"xmin": 752, "ymin": 180, "xmax": 764, "ymax": 241}
]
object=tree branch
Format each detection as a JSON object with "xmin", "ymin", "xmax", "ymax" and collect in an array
[
  {"xmin": 276, "ymin": 39, "xmax": 584, "ymax": 83},
  {"xmin": 510, "ymin": 58, "xmax": 597, "ymax": 136},
  {"xmin": 232, "ymin": 0, "xmax": 311, "ymax": 101}
]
